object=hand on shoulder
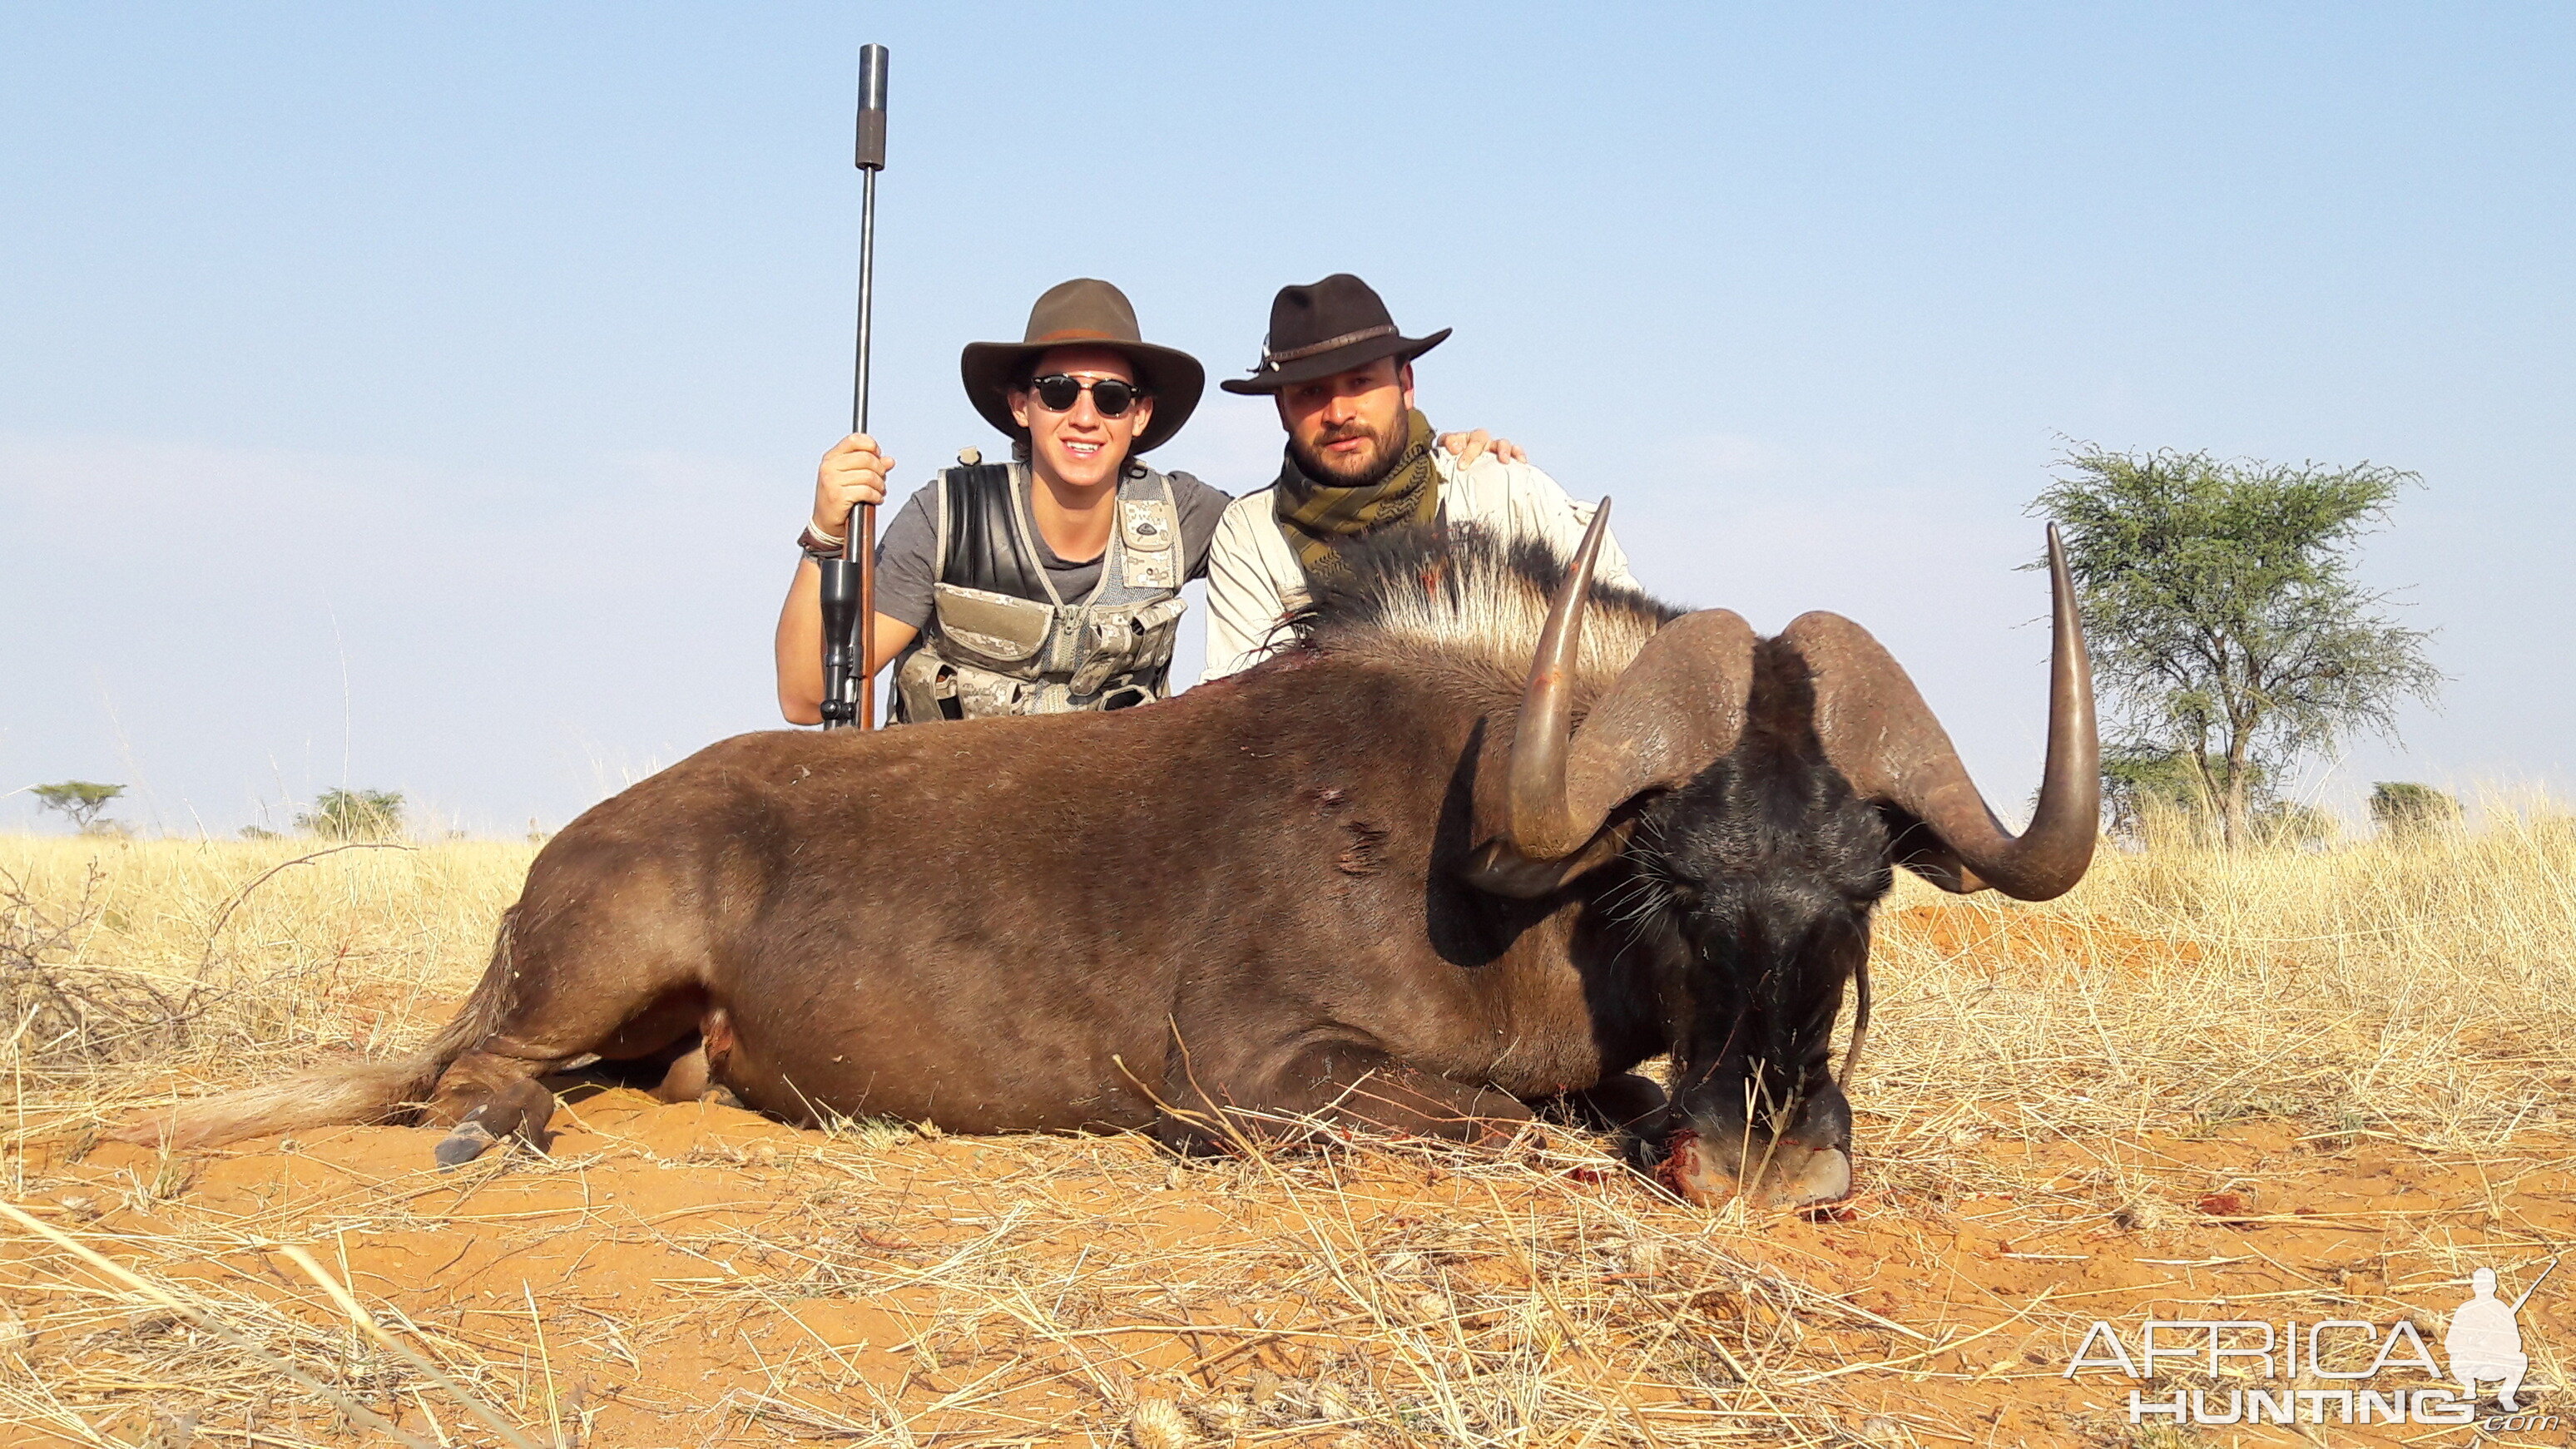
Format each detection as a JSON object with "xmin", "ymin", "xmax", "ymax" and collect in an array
[{"xmin": 1436, "ymin": 428, "xmax": 1530, "ymax": 468}]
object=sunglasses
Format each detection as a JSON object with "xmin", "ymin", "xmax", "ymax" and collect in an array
[{"xmin": 1028, "ymin": 373, "xmax": 1147, "ymax": 417}]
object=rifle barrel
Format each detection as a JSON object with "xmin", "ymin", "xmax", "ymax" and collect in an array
[{"xmin": 848, "ymin": 45, "xmax": 887, "ymax": 729}]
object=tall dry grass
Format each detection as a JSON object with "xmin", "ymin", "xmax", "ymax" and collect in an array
[
  {"xmin": 1, "ymin": 837, "xmax": 534, "ymax": 1174},
  {"xmin": 1866, "ymin": 808, "xmax": 2576, "ymax": 1155}
]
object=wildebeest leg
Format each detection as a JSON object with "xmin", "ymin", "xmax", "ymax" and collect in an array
[
  {"xmin": 420, "ymin": 953, "xmax": 714, "ymax": 1167},
  {"xmin": 1534, "ymin": 1071, "xmax": 1672, "ymax": 1165},
  {"xmin": 1167, "ymin": 1042, "xmax": 1535, "ymax": 1152},
  {"xmin": 433, "ymin": 1077, "xmax": 557, "ymax": 1169},
  {"xmin": 1536, "ymin": 1071, "xmax": 1667, "ymax": 1132},
  {"xmin": 645, "ymin": 1009, "xmax": 743, "ymax": 1106},
  {"xmin": 424, "ymin": 1047, "xmax": 562, "ymax": 1168},
  {"xmin": 648, "ymin": 1044, "xmax": 714, "ymax": 1103}
]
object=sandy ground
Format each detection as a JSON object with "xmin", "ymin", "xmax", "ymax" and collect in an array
[{"xmin": 7, "ymin": 1081, "xmax": 2571, "ymax": 1447}]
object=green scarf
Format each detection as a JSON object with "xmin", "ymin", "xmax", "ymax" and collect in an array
[{"xmin": 1271, "ymin": 409, "xmax": 1442, "ymax": 581}]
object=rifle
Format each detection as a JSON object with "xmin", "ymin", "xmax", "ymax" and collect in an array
[{"xmin": 819, "ymin": 43, "xmax": 888, "ymax": 730}]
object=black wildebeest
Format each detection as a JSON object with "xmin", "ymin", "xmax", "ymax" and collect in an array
[{"xmin": 134, "ymin": 507, "xmax": 2095, "ymax": 1207}]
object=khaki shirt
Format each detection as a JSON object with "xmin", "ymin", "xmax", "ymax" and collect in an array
[{"xmin": 1203, "ymin": 449, "xmax": 1640, "ymax": 680}]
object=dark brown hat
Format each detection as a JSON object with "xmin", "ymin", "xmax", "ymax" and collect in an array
[
  {"xmin": 959, "ymin": 279, "xmax": 1204, "ymax": 453},
  {"xmin": 1220, "ymin": 274, "xmax": 1451, "ymax": 395}
]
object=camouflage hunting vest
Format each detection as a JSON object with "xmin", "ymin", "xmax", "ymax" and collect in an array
[{"xmin": 892, "ymin": 460, "xmax": 1187, "ymax": 723}]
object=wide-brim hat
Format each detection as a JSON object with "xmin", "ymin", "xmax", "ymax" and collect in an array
[
  {"xmin": 959, "ymin": 279, "xmax": 1204, "ymax": 454},
  {"xmin": 1220, "ymin": 273, "xmax": 1450, "ymax": 395}
]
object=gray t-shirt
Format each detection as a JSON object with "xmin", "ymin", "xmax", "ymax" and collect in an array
[{"xmin": 872, "ymin": 468, "xmax": 1233, "ymax": 629}]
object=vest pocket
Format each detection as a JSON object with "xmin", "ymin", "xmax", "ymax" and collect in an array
[
  {"xmin": 1065, "ymin": 595, "xmax": 1187, "ymax": 697},
  {"xmin": 931, "ymin": 583, "xmax": 1054, "ymax": 670},
  {"xmin": 1127, "ymin": 594, "xmax": 1187, "ymax": 670}
]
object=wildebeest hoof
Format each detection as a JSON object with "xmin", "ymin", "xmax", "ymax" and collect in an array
[
  {"xmin": 434, "ymin": 1120, "xmax": 498, "ymax": 1170},
  {"xmin": 1659, "ymin": 1125, "xmax": 1853, "ymax": 1209},
  {"xmin": 431, "ymin": 1078, "xmax": 557, "ymax": 1170}
]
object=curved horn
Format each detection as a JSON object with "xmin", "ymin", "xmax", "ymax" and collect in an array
[
  {"xmin": 1788, "ymin": 523, "xmax": 2098, "ymax": 901},
  {"xmin": 1498, "ymin": 502, "xmax": 1615, "ymax": 860},
  {"xmin": 1471, "ymin": 501, "xmax": 1759, "ymax": 891}
]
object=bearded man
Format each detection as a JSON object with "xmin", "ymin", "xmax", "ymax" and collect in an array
[{"xmin": 1202, "ymin": 274, "xmax": 1637, "ymax": 678}]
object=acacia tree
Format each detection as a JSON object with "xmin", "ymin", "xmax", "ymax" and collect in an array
[
  {"xmin": 2369, "ymin": 781, "xmax": 2461, "ymax": 840},
  {"xmin": 2032, "ymin": 447, "xmax": 2441, "ymax": 848},
  {"xmin": 32, "ymin": 781, "xmax": 125, "ymax": 835},
  {"xmin": 2099, "ymin": 746, "xmax": 2225, "ymax": 843},
  {"xmin": 295, "ymin": 789, "xmax": 406, "ymax": 841}
]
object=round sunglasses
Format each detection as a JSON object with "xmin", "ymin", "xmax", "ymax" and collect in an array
[{"xmin": 1028, "ymin": 373, "xmax": 1147, "ymax": 418}]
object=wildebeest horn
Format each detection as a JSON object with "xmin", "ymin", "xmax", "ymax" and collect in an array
[
  {"xmin": 1783, "ymin": 523, "xmax": 2098, "ymax": 900},
  {"xmin": 1469, "ymin": 502, "xmax": 1758, "ymax": 891}
]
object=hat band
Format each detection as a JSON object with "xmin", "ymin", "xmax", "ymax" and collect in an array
[
  {"xmin": 1033, "ymin": 327, "xmax": 1126, "ymax": 344},
  {"xmin": 1262, "ymin": 324, "xmax": 1396, "ymax": 368}
]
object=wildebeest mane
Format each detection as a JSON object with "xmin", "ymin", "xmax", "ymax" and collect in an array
[{"xmin": 1284, "ymin": 523, "xmax": 1680, "ymax": 707}]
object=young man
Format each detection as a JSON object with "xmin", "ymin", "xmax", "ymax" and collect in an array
[
  {"xmin": 774, "ymin": 278, "xmax": 1228, "ymax": 722},
  {"xmin": 1202, "ymin": 274, "xmax": 1637, "ymax": 680}
]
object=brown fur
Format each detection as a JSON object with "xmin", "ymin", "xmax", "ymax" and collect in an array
[{"xmin": 132, "ymin": 535, "xmax": 1708, "ymax": 1155}]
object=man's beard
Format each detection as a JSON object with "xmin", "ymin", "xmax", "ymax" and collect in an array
[{"xmin": 1289, "ymin": 411, "xmax": 1405, "ymax": 485}]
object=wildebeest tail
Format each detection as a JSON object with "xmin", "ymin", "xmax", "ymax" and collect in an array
[{"xmin": 118, "ymin": 907, "xmax": 525, "ymax": 1150}]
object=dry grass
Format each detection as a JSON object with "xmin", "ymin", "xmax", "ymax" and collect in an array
[
  {"xmin": 1, "ymin": 817, "xmax": 2571, "ymax": 1447},
  {"xmin": 1870, "ymin": 806, "xmax": 2576, "ymax": 1153}
]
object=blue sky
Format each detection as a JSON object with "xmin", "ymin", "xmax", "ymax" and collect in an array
[{"xmin": 3, "ymin": 3, "xmax": 2569, "ymax": 836}]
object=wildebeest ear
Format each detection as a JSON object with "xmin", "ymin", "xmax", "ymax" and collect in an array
[{"xmin": 1460, "ymin": 819, "xmax": 1637, "ymax": 898}]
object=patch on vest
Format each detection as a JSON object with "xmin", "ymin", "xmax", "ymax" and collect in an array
[{"xmin": 1120, "ymin": 497, "xmax": 1179, "ymax": 591}]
